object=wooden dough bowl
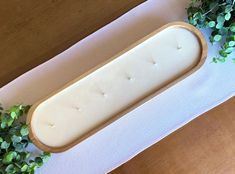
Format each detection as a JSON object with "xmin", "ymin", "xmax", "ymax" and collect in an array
[{"xmin": 27, "ymin": 22, "xmax": 208, "ymax": 153}]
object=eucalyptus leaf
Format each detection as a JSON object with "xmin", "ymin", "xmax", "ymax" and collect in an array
[
  {"xmin": 5, "ymin": 164, "xmax": 15, "ymax": 173},
  {"xmin": 3, "ymin": 151, "xmax": 16, "ymax": 164},
  {"xmin": 208, "ymin": 21, "xmax": 216, "ymax": 28},
  {"xmin": 187, "ymin": 0, "xmax": 235, "ymax": 62},
  {"xmin": 1, "ymin": 141, "xmax": 10, "ymax": 150},
  {"xmin": 225, "ymin": 12, "xmax": 231, "ymax": 21},
  {"xmin": 21, "ymin": 164, "xmax": 28, "ymax": 172},
  {"xmin": 0, "ymin": 104, "xmax": 50, "ymax": 173},
  {"xmin": 216, "ymin": 22, "xmax": 224, "ymax": 29},
  {"xmin": 214, "ymin": 34, "xmax": 222, "ymax": 42},
  {"xmin": 230, "ymin": 23, "xmax": 235, "ymax": 32},
  {"xmin": 20, "ymin": 125, "xmax": 29, "ymax": 137},
  {"xmin": 11, "ymin": 135, "xmax": 22, "ymax": 144},
  {"xmin": 219, "ymin": 50, "xmax": 228, "ymax": 57},
  {"xmin": 35, "ymin": 157, "xmax": 43, "ymax": 167},
  {"xmin": 14, "ymin": 143, "xmax": 24, "ymax": 152},
  {"xmin": 217, "ymin": 15, "xmax": 225, "ymax": 24},
  {"xmin": 229, "ymin": 41, "xmax": 235, "ymax": 47}
]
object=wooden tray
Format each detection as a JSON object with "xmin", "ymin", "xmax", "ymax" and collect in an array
[{"xmin": 27, "ymin": 22, "xmax": 207, "ymax": 153}]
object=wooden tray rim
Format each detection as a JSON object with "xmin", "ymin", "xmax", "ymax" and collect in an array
[{"xmin": 27, "ymin": 21, "xmax": 208, "ymax": 153}]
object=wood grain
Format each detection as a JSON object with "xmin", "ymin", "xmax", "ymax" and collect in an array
[
  {"xmin": 0, "ymin": 0, "xmax": 145, "ymax": 87},
  {"xmin": 111, "ymin": 97, "xmax": 235, "ymax": 174}
]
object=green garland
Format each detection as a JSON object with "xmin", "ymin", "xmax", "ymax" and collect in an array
[
  {"xmin": 0, "ymin": 104, "xmax": 50, "ymax": 174},
  {"xmin": 187, "ymin": 0, "xmax": 235, "ymax": 63}
]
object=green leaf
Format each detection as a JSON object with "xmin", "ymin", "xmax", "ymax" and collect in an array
[
  {"xmin": 41, "ymin": 152, "xmax": 51, "ymax": 163},
  {"xmin": 228, "ymin": 41, "xmax": 235, "ymax": 47},
  {"xmin": 35, "ymin": 157, "xmax": 43, "ymax": 167},
  {"xmin": 208, "ymin": 21, "xmax": 216, "ymax": 28},
  {"xmin": 14, "ymin": 143, "xmax": 24, "ymax": 152},
  {"xmin": 212, "ymin": 57, "xmax": 218, "ymax": 63},
  {"xmin": 21, "ymin": 164, "xmax": 28, "ymax": 172},
  {"xmin": 225, "ymin": 5, "xmax": 232, "ymax": 13},
  {"xmin": 7, "ymin": 117, "xmax": 14, "ymax": 127},
  {"xmin": 223, "ymin": 42, "xmax": 229, "ymax": 49},
  {"xmin": 217, "ymin": 15, "xmax": 225, "ymax": 24},
  {"xmin": 219, "ymin": 50, "xmax": 228, "ymax": 57},
  {"xmin": 209, "ymin": 36, "xmax": 214, "ymax": 43},
  {"xmin": 216, "ymin": 22, "xmax": 224, "ymax": 29},
  {"xmin": 42, "ymin": 152, "xmax": 51, "ymax": 157},
  {"xmin": 214, "ymin": 34, "xmax": 222, "ymax": 42},
  {"xmin": 1, "ymin": 141, "xmax": 10, "ymax": 149},
  {"xmin": 225, "ymin": 47, "xmax": 234, "ymax": 53},
  {"xmin": 15, "ymin": 154, "xmax": 21, "ymax": 161},
  {"xmin": 230, "ymin": 35, "xmax": 235, "ymax": 41},
  {"xmin": 8, "ymin": 105, "xmax": 20, "ymax": 119},
  {"xmin": 20, "ymin": 125, "xmax": 29, "ymax": 136},
  {"xmin": 225, "ymin": 12, "xmax": 231, "ymax": 21},
  {"xmin": 5, "ymin": 164, "xmax": 15, "ymax": 173},
  {"xmin": 3, "ymin": 151, "xmax": 17, "ymax": 164},
  {"xmin": 193, "ymin": 12, "xmax": 203, "ymax": 20},
  {"xmin": 1, "ymin": 122, "xmax": 7, "ymax": 129},
  {"xmin": 217, "ymin": 57, "xmax": 226, "ymax": 63},
  {"xmin": 29, "ymin": 161, "xmax": 38, "ymax": 172},
  {"xmin": 10, "ymin": 112, "xmax": 17, "ymax": 119},
  {"xmin": 11, "ymin": 135, "xmax": 22, "ymax": 143},
  {"xmin": 230, "ymin": 23, "xmax": 235, "ymax": 32},
  {"xmin": 1, "ymin": 113, "xmax": 14, "ymax": 127},
  {"xmin": 189, "ymin": 17, "xmax": 197, "ymax": 26},
  {"xmin": 21, "ymin": 152, "xmax": 31, "ymax": 160}
]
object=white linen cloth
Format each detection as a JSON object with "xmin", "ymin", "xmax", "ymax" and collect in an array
[{"xmin": 0, "ymin": 0, "xmax": 235, "ymax": 173}]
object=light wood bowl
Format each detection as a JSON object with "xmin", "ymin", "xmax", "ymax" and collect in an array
[{"xmin": 27, "ymin": 21, "xmax": 208, "ymax": 153}]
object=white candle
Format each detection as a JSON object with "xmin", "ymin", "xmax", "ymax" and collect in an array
[{"xmin": 30, "ymin": 26, "xmax": 201, "ymax": 148}]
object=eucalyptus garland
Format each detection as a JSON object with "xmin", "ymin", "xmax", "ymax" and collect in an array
[
  {"xmin": 187, "ymin": 0, "xmax": 235, "ymax": 63},
  {"xmin": 0, "ymin": 104, "xmax": 50, "ymax": 174}
]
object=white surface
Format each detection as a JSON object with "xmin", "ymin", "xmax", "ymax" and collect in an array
[
  {"xmin": 31, "ymin": 27, "xmax": 200, "ymax": 148},
  {"xmin": 0, "ymin": 0, "xmax": 235, "ymax": 173}
]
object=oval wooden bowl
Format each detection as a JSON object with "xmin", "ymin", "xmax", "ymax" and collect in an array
[{"xmin": 27, "ymin": 21, "xmax": 208, "ymax": 153}]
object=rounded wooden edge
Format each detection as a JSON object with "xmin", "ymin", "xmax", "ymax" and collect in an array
[{"xmin": 27, "ymin": 21, "xmax": 208, "ymax": 153}]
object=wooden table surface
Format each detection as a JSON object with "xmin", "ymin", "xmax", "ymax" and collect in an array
[
  {"xmin": 0, "ymin": 0, "xmax": 144, "ymax": 87},
  {"xmin": 2, "ymin": 1, "xmax": 235, "ymax": 174}
]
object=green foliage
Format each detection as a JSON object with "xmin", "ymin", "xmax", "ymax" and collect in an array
[
  {"xmin": 0, "ymin": 104, "xmax": 50, "ymax": 174},
  {"xmin": 187, "ymin": 0, "xmax": 235, "ymax": 63}
]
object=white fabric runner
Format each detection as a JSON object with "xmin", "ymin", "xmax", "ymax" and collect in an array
[{"xmin": 1, "ymin": 0, "xmax": 235, "ymax": 173}]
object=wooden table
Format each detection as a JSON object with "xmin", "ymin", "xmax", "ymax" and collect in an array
[
  {"xmin": 0, "ymin": 0, "xmax": 144, "ymax": 87},
  {"xmin": 2, "ymin": 1, "xmax": 235, "ymax": 173}
]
